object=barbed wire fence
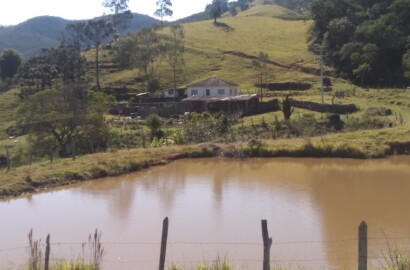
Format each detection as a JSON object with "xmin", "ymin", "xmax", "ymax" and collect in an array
[{"xmin": 1, "ymin": 219, "xmax": 410, "ymax": 270}]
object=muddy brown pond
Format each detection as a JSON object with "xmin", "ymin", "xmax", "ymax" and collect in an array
[{"xmin": 1, "ymin": 157, "xmax": 410, "ymax": 269}]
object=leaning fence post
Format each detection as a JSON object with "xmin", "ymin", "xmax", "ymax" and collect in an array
[
  {"xmin": 45, "ymin": 234, "xmax": 50, "ymax": 270},
  {"xmin": 159, "ymin": 217, "xmax": 169, "ymax": 270},
  {"xmin": 261, "ymin": 219, "xmax": 272, "ymax": 270},
  {"xmin": 358, "ymin": 221, "xmax": 368, "ymax": 270}
]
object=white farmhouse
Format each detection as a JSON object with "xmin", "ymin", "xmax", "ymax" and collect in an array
[{"xmin": 186, "ymin": 77, "xmax": 238, "ymax": 97}]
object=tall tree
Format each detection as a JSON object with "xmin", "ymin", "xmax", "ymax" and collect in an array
[
  {"xmin": 102, "ymin": 0, "xmax": 132, "ymax": 40},
  {"xmin": 154, "ymin": 0, "xmax": 173, "ymax": 26},
  {"xmin": 209, "ymin": 0, "xmax": 222, "ymax": 23},
  {"xmin": 65, "ymin": 21, "xmax": 86, "ymax": 52},
  {"xmin": 166, "ymin": 25, "xmax": 185, "ymax": 91},
  {"xmin": 0, "ymin": 49, "xmax": 23, "ymax": 81},
  {"xmin": 83, "ymin": 19, "xmax": 113, "ymax": 90},
  {"xmin": 130, "ymin": 28, "xmax": 167, "ymax": 92}
]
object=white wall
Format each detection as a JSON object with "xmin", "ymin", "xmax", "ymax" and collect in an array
[{"xmin": 187, "ymin": 86, "xmax": 237, "ymax": 97}]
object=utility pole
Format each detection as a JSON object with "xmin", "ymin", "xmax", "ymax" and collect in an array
[{"xmin": 320, "ymin": 46, "xmax": 324, "ymax": 104}]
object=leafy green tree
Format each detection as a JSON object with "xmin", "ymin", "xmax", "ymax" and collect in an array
[
  {"xmin": 83, "ymin": 19, "xmax": 113, "ymax": 90},
  {"xmin": 16, "ymin": 84, "xmax": 110, "ymax": 156},
  {"xmin": 154, "ymin": 0, "xmax": 173, "ymax": 26},
  {"xmin": 103, "ymin": 0, "xmax": 132, "ymax": 40},
  {"xmin": 112, "ymin": 34, "xmax": 135, "ymax": 69},
  {"xmin": 0, "ymin": 49, "xmax": 23, "ymax": 80},
  {"xmin": 351, "ymin": 43, "xmax": 378, "ymax": 85}
]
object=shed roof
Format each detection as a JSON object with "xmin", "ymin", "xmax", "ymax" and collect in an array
[{"xmin": 186, "ymin": 77, "xmax": 238, "ymax": 88}]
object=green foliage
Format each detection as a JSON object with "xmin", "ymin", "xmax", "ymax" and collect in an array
[
  {"xmin": 273, "ymin": 114, "xmax": 282, "ymax": 131},
  {"xmin": 145, "ymin": 114, "xmax": 163, "ymax": 138},
  {"xmin": 114, "ymin": 27, "xmax": 168, "ymax": 92},
  {"xmin": 155, "ymin": 0, "xmax": 173, "ymax": 25},
  {"xmin": 344, "ymin": 115, "xmax": 386, "ymax": 131},
  {"xmin": 49, "ymin": 261, "xmax": 96, "ymax": 270},
  {"xmin": 16, "ymin": 84, "xmax": 110, "ymax": 157},
  {"xmin": 281, "ymin": 95, "xmax": 294, "ymax": 120},
  {"xmin": 403, "ymin": 49, "xmax": 410, "ymax": 81},
  {"xmin": 208, "ymin": 0, "xmax": 229, "ymax": 23},
  {"xmin": 382, "ymin": 249, "xmax": 410, "ymax": 270},
  {"xmin": 183, "ymin": 112, "xmax": 232, "ymax": 143},
  {"xmin": 0, "ymin": 48, "xmax": 23, "ymax": 81},
  {"xmin": 17, "ymin": 42, "xmax": 86, "ymax": 96},
  {"xmin": 102, "ymin": 0, "xmax": 132, "ymax": 40},
  {"xmin": 309, "ymin": 0, "xmax": 410, "ymax": 86}
]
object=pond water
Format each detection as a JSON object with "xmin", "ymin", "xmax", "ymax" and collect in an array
[{"xmin": 1, "ymin": 157, "xmax": 410, "ymax": 269}]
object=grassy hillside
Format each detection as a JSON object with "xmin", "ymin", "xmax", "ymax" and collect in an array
[{"xmin": 94, "ymin": 3, "xmax": 321, "ymax": 94}]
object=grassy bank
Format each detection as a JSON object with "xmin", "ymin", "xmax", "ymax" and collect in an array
[{"xmin": 2, "ymin": 127, "xmax": 410, "ymax": 200}]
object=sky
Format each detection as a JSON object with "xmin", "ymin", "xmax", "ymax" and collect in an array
[{"xmin": 0, "ymin": 0, "xmax": 212, "ymax": 26}]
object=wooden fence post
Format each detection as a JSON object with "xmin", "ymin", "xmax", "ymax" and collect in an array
[
  {"xmin": 261, "ymin": 219, "xmax": 272, "ymax": 270},
  {"xmin": 44, "ymin": 234, "xmax": 50, "ymax": 270},
  {"xmin": 358, "ymin": 221, "xmax": 368, "ymax": 270},
  {"xmin": 159, "ymin": 217, "xmax": 169, "ymax": 270}
]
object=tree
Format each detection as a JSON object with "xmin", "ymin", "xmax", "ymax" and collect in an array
[
  {"xmin": 18, "ymin": 42, "xmax": 86, "ymax": 95},
  {"xmin": 102, "ymin": 0, "xmax": 132, "ymax": 40},
  {"xmin": 145, "ymin": 114, "xmax": 163, "ymax": 139},
  {"xmin": 83, "ymin": 19, "xmax": 113, "ymax": 90},
  {"xmin": 229, "ymin": 3, "xmax": 238, "ymax": 16},
  {"xmin": 154, "ymin": 0, "xmax": 173, "ymax": 26},
  {"xmin": 16, "ymin": 84, "xmax": 110, "ymax": 156},
  {"xmin": 0, "ymin": 49, "xmax": 23, "ymax": 80},
  {"xmin": 18, "ymin": 56, "xmax": 59, "ymax": 95},
  {"xmin": 403, "ymin": 49, "xmax": 410, "ymax": 81},
  {"xmin": 281, "ymin": 95, "xmax": 294, "ymax": 121},
  {"xmin": 166, "ymin": 25, "xmax": 185, "ymax": 91},
  {"xmin": 125, "ymin": 28, "xmax": 167, "ymax": 93},
  {"xmin": 208, "ymin": 0, "xmax": 229, "ymax": 23},
  {"xmin": 65, "ymin": 21, "xmax": 86, "ymax": 52}
]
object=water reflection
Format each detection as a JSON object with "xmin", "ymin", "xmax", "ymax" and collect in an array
[{"xmin": 1, "ymin": 157, "xmax": 410, "ymax": 269}]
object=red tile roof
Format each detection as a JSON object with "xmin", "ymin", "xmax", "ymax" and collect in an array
[{"xmin": 187, "ymin": 77, "xmax": 238, "ymax": 88}]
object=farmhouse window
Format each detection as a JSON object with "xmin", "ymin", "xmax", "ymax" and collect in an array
[{"xmin": 218, "ymin": 89, "xmax": 225, "ymax": 95}]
